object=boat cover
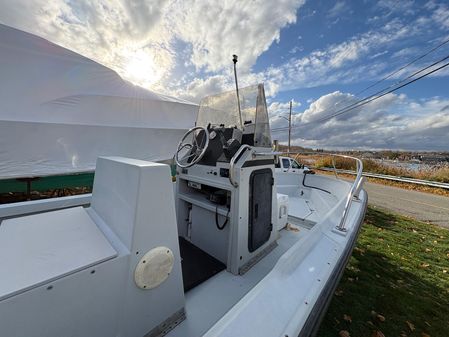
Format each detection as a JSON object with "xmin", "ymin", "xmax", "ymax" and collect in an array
[{"xmin": 0, "ymin": 24, "xmax": 198, "ymax": 179}]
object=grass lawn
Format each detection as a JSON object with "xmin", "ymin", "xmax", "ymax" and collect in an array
[{"xmin": 318, "ymin": 206, "xmax": 449, "ymax": 337}]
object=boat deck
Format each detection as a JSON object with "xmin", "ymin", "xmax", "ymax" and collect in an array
[{"xmin": 167, "ymin": 225, "xmax": 310, "ymax": 337}]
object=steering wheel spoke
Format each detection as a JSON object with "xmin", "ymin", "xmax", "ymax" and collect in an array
[{"xmin": 175, "ymin": 126, "xmax": 210, "ymax": 168}]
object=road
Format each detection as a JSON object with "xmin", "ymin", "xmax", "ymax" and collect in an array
[{"xmin": 362, "ymin": 181, "xmax": 449, "ymax": 229}]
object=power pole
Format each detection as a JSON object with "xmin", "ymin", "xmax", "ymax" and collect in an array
[{"xmin": 288, "ymin": 100, "xmax": 292, "ymax": 154}]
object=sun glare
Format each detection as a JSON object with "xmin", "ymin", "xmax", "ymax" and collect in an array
[{"xmin": 123, "ymin": 50, "xmax": 161, "ymax": 88}]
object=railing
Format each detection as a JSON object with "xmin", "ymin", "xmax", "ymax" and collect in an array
[
  {"xmin": 253, "ymin": 151, "xmax": 364, "ymax": 232},
  {"xmin": 229, "ymin": 145, "xmax": 251, "ymax": 187},
  {"xmin": 317, "ymin": 167, "xmax": 449, "ymax": 190}
]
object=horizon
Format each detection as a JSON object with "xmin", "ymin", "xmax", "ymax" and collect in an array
[{"xmin": 1, "ymin": 0, "xmax": 448, "ymax": 151}]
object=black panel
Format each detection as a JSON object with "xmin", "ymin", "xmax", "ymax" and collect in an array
[
  {"xmin": 248, "ymin": 168, "xmax": 273, "ymax": 252},
  {"xmin": 241, "ymin": 133, "xmax": 255, "ymax": 146},
  {"xmin": 196, "ymin": 127, "xmax": 236, "ymax": 166},
  {"xmin": 242, "ymin": 159, "xmax": 274, "ymax": 168},
  {"xmin": 196, "ymin": 129, "xmax": 223, "ymax": 166},
  {"xmin": 178, "ymin": 237, "xmax": 226, "ymax": 292},
  {"xmin": 219, "ymin": 168, "xmax": 229, "ymax": 178}
]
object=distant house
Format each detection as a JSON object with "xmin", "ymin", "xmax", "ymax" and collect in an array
[{"xmin": 419, "ymin": 154, "xmax": 449, "ymax": 164}]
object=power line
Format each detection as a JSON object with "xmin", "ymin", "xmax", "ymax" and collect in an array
[
  {"xmin": 276, "ymin": 36, "xmax": 449, "ymax": 133},
  {"xmin": 272, "ymin": 56, "xmax": 449, "ymax": 132}
]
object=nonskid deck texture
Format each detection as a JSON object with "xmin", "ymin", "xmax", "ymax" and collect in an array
[{"xmin": 167, "ymin": 227, "xmax": 309, "ymax": 337}]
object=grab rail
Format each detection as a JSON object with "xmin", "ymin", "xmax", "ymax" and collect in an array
[
  {"xmin": 229, "ymin": 145, "xmax": 251, "ymax": 187},
  {"xmin": 253, "ymin": 151, "xmax": 364, "ymax": 232}
]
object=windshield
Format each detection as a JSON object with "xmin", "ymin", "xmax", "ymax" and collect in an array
[{"xmin": 196, "ymin": 84, "xmax": 272, "ymax": 147}]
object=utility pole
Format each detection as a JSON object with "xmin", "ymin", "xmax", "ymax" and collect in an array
[{"xmin": 288, "ymin": 100, "xmax": 292, "ymax": 154}]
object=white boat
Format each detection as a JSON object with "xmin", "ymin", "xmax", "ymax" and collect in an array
[{"xmin": 0, "ymin": 84, "xmax": 367, "ymax": 337}]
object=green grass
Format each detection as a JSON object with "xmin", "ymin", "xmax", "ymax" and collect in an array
[{"xmin": 318, "ymin": 206, "xmax": 449, "ymax": 337}]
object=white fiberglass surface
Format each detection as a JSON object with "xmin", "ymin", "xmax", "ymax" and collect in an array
[{"xmin": 166, "ymin": 228, "xmax": 309, "ymax": 337}]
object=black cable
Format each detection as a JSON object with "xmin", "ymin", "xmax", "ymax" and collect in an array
[
  {"xmin": 215, "ymin": 205, "xmax": 230, "ymax": 230},
  {"xmin": 275, "ymin": 35, "xmax": 449, "ymax": 131}
]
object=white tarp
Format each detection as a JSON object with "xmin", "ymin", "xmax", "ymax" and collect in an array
[{"xmin": 0, "ymin": 24, "xmax": 197, "ymax": 179}]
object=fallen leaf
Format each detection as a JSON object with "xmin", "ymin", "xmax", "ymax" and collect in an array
[
  {"xmin": 421, "ymin": 333, "xmax": 430, "ymax": 337},
  {"xmin": 377, "ymin": 314, "xmax": 385, "ymax": 322},
  {"xmin": 406, "ymin": 321, "xmax": 415, "ymax": 331},
  {"xmin": 370, "ymin": 310, "xmax": 377, "ymax": 317},
  {"xmin": 443, "ymin": 270, "xmax": 447, "ymax": 274},
  {"xmin": 347, "ymin": 277, "xmax": 354, "ymax": 282},
  {"xmin": 424, "ymin": 321, "xmax": 431, "ymax": 327},
  {"xmin": 400, "ymin": 333, "xmax": 407, "ymax": 337},
  {"xmin": 425, "ymin": 248, "xmax": 432, "ymax": 252},
  {"xmin": 339, "ymin": 330, "xmax": 350, "ymax": 337},
  {"xmin": 372, "ymin": 331, "xmax": 385, "ymax": 337},
  {"xmin": 343, "ymin": 314, "xmax": 352, "ymax": 323},
  {"xmin": 286, "ymin": 223, "xmax": 300, "ymax": 232},
  {"xmin": 335, "ymin": 289, "xmax": 344, "ymax": 296},
  {"xmin": 420, "ymin": 263, "xmax": 430, "ymax": 268}
]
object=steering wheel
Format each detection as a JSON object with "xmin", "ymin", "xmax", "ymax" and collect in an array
[{"xmin": 175, "ymin": 126, "xmax": 210, "ymax": 168}]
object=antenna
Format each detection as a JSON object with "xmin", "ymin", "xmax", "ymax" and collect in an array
[{"xmin": 232, "ymin": 54, "xmax": 243, "ymax": 128}]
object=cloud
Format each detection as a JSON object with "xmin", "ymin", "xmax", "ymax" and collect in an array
[
  {"xmin": 0, "ymin": 0, "xmax": 305, "ymax": 92},
  {"xmin": 327, "ymin": 1, "xmax": 347, "ymax": 18},
  {"xmin": 272, "ymin": 92, "xmax": 449, "ymax": 151},
  {"xmin": 168, "ymin": 0, "xmax": 304, "ymax": 73}
]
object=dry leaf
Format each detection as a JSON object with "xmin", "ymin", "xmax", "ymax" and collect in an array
[
  {"xmin": 406, "ymin": 321, "xmax": 415, "ymax": 331},
  {"xmin": 371, "ymin": 331, "xmax": 385, "ymax": 337},
  {"xmin": 424, "ymin": 321, "xmax": 431, "ymax": 327},
  {"xmin": 425, "ymin": 248, "xmax": 432, "ymax": 252},
  {"xmin": 420, "ymin": 263, "xmax": 430, "ymax": 268},
  {"xmin": 400, "ymin": 333, "xmax": 407, "ymax": 337},
  {"xmin": 347, "ymin": 277, "xmax": 354, "ymax": 282},
  {"xmin": 377, "ymin": 314, "xmax": 385, "ymax": 322},
  {"xmin": 339, "ymin": 330, "xmax": 350, "ymax": 337},
  {"xmin": 335, "ymin": 289, "xmax": 344, "ymax": 296},
  {"xmin": 421, "ymin": 333, "xmax": 430, "ymax": 337},
  {"xmin": 286, "ymin": 223, "xmax": 300, "ymax": 232},
  {"xmin": 443, "ymin": 270, "xmax": 447, "ymax": 274},
  {"xmin": 343, "ymin": 314, "xmax": 352, "ymax": 323}
]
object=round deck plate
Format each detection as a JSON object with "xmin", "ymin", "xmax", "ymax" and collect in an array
[{"xmin": 134, "ymin": 247, "xmax": 174, "ymax": 289}]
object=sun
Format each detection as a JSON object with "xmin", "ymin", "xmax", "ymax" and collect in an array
[{"xmin": 123, "ymin": 49, "xmax": 161, "ymax": 88}]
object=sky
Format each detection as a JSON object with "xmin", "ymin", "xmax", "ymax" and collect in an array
[{"xmin": 1, "ymin": 0, "xmax": 449, "ymax": 151}]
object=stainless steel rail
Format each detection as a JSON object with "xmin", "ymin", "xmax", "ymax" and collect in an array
[
  {"xmin": 318, "ymin": 168, "xmax": 449, "ymax": 190},
  {"xmin": 334, "ymin": 154, "xmax": 364, "ymax": 231},
  {"xmin": 229, "ymin": 145, "xmax": 251, "ymax": 187},
  {"xmin": 254, "ymin": 151, "xmax": 364, "ymax": 231}
]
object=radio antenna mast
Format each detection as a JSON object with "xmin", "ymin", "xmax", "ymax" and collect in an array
[{"xmin": 232, "ymin": 54, "xmax": 243, "ymax": 128}]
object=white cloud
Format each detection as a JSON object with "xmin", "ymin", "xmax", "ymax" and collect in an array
[
  {"xmin": 432, "ymin": 2, "xmax": 449, "ymax": 29},
  {"xmin": 327, "ymin": 1, "xmax": 347, "ymax": 18},
  {"xmin": 272, "ymin": 92, "xmax": 449, "ymax": 151},
  {"xmin": 0, "ymin": 0, "xmax": 305, "ymax": 92},
  {"xmin": 168, "ymin": 0, "xmax": 304, "ymax": 73}
]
